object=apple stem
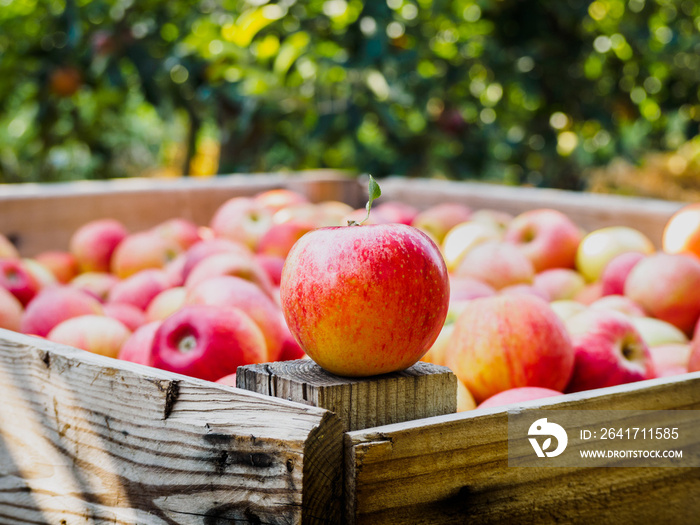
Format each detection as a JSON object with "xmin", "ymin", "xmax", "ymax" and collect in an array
[{"xmin": 348, "ymin": 175, "xmax": 381, "ymax": 226}]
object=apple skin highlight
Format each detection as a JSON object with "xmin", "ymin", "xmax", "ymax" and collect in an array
[{"xmin": 280, "ymin": 223, "xmax": 450, "ymax": 377}]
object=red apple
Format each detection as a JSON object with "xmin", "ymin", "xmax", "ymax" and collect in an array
[
  {"xmin": 477, "ymin": 387, "xmax": 564, "ymax": 409},
  {"xmin": 111, "ymin": 231, "xmax": 182, "ymax": 279},
  {"xmin": 21, "ymin": 285, "xmax": 104, "ymax": 337},
  {"xmin": 600, "ymin": 251, "xmax": 645, "ymax": 296},
  {"xmin": 103, "ymin": 302, "xmax": 148, "ymax": 331},
  {"xmin": 445, "ymin": 294, "xmax": 574, "ymax": 404},
  {"xmin": 209, "ymin": 196, "xmax": 273, "ymax": 250},
  {"xmin": 564, "ymin": 308, "xmax": 654, "ymax": 393},
  {"xmin": 0, "ymin": 285, "xmax": 23, "ymax": 332},
  {"xmin": 280, "ymin": 223, "xmax": 449, "ymax": 377},
  {"xmin": 69, "ymin": 271, "xmax": 119, "ymax": 302},
  {"xmin": 69, "ymin": 218, "xmax": 128, "ymax": 273},
  {"xmin": 411, "ymin": 202, "xmax": 472, "ymax": 244},
  {"xmin": 47, "ymin": 314, "xmax": 131, "ymax": 358},
  {"xmin": 0, "ymin": 258, "xmax": 41, "ymax": 306},
  {"xmin": 624, "ymin": 252, "xmax": 700, "ymax": 336},
  {"xmin": 35, "ymin": 250, "xmax": 80, "ymax": 284},
  {"xmin": 150, "ymin": 304, "xmax": 267, "ymax": 382},
  {"xmin": 186, "ymin": 275, "xmax": 286, "ymax": 362},
  {"xmin": 453, "ymin": 241, "xmax": 535, "ymax": 290},
  {"xmin": 504, "ymin": 208, "xmax": 583, "ymax": 272},
  {"xmin": 107, "ymin": 269, "xmax": 172, "ymax": 311},
  {"xmin": 118, "ymin": 320, "xmax": 161, "ymax": 365},
  {"xmin": 533, "ymin": 268, "xmax": 586, "ymax": 302},
  {"xmin": 448, "ymin": 276, "xmax": 496, "ymax": 302},
  {"xmin": 145, "ymin": 286, "xmax": 187, "ymax": 322}
]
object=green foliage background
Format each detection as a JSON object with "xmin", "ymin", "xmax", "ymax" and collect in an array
[{"xmin": 1, "ymin": 0, "xmax": 699, "ymax": 189}]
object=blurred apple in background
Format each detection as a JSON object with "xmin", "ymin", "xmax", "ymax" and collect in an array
[
  {"xmin": 150, "ymin": 304, "xmax": 267, "ymax": 382},
  {"xmin": 254, "ymin": 188, "xmax": 309, "ymax": 213},
  {"xmin": 449, "ymin": 276, "xmax": 496, "ymax": 302},
  {"xmin": 0, "ymin": 233, "xmax": 19, "ymax": 259},
  {"xmin": 209, "ymin": 196, "xmax": 273, "ymax": 250},
  {"xmin": 504, "ymin": 208, "xmax": 583, "ymax": 272},
  {"xmin": 151, "ymin": 218, "xmax": 202, "ymax": 251},
  {"xmin": 118, "ymin": 320, "xmax": 161, "ymax": 365},
  {"xmin": 648, "ymin": 343, "xmax": 691, "ymax": 377},
  {"xmin": 588, "ymin": 295, "xmax": 646, "ymax": 317},
  {"xmin": 662, "ymin": 202, "xmax": 700, "ymax": 259},
  {"xmin": 453, "ymin": 241, "xmax": 535, "ymax": 290},
  {"xmin": 629, "ymin": 316, "xmax": 689, "ymax": 348},
  {"xmin": 69, "ymin": 271, "xmax": 119, "ymax": 302},
  {"xmin": 600, "ymin": 251, "xmax": 645, "ymax": 296},
  {"xmin": 186, "ymin": 275, "xmax": 286, "ymax": 362},
  {"xmin": 575, "ymin": 226, "xmax": 655, "ymax": 282},
  {"xmin": 103, "ymin": 302, "xmax": 147, "ymax": 331},
  {"xmin": 47, "ymin": 314, "xmax": 132, "ymax": 359},
  {"xmin": 107, "ymin": 268, "xmax": 172, "ymax": 311},
  {"xmin": 35, "ymin": 250, "xmax": 80, "ymax": 284},
  {"xmin": 180, "ymin": 238, "xmax": 252, "ymax": 281},
  {"xmin": 145, "ymin": 286, "xmax": 187, "ymax": 322},
  {"xmin": 69, "ymin": 218, "xmax": 128, "ymax": 273},
  {"xmin": 564, "ymin": 308, "xmax": 654, "ymax": 393},
  {"xmin": 111, "ymin": 230, "xmax": 182, "ymax": 279},
  {"xmin": 446, "ymin": 294, "xmax": 574, "ymax": 404},
  {"xmin": 533, "ymin": 268, "xmax": 586, "ymax": 301},
  {"xmin": 254, "ymin": 254, "xmax": 286, "ymax": 286},
  {"xmin": 372, "ymin": 201, "xmax": 420, "ymax": 225},
  {"xmin": 469, "ymin": 209, "xmax": 513, "ymax": 231},
  {"xmin": 457, "ymin": 380, "xmax": 477, "ymax": 412},
  {"xmin": 499, "ymin": 283, "xmax": 550, "ymax": 301},
  {"xmin": 441, "ymin": 220, "xmax": 503, "ymax": 272},
  {"xmin": 256, "ymin": 221, "xmax": 315, "ymax": 259},
  {"xmin": 550, "ymin": 299, "xmax": 587, "ymax": 322},
  {"xmin": 0, "ymin": 286, "xmax": 23, "ymax": 332},
  {"xmin": 411, "ymin": 202, "xmax": 472, "ymax": 244},
  {"xmin": 624, "ymin": 252, "xmax": 700, "ymax": 336},
  {"xmin": 184, "ymin": 251, "xmax": 275, "ymax": 298},
  {"xmin": 0, "ymin": 258, "xmax": 41, "ymax": 306},
  {"xmin": 22, "ymin": 258, "xmax": 58, "ymax": 289},
  {"xmin": 21, "ymin": 285, "xmax": 104, "ymax": 337},
  {"xmin": 477, "ymin": 386, "xmax": 564, "ymax": 409},
  {"xmin": 574, "ymin": 281, "xmax": 604, "ymax": 305}
]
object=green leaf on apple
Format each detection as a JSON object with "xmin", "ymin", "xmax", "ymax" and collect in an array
[{"xmin": 349, "ymin": 174, "xmax": 382, "ymax": 226}]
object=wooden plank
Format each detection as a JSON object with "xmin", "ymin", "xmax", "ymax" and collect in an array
[
  {"xmin": 0, "ymin": 171, "xmax": 363, "ymax": 257},
  {"xmin": 237, "ymin": 360, "xmax": 457, "ymax": 432},
  {"xmin": 345, "ymin": 371, "xmax": 700, "ymax": 524},
  {"xmin": 0, "ymin": 329, "xmax": 344, "ymax": 524},
  {"xmin": 378, "ymin": 177, "xmax": 684, "ymax": 248}
]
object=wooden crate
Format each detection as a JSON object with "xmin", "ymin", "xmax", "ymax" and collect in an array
[{"xmin": 1, "ymin": 172, "xmax": 699, "ymax": 524}]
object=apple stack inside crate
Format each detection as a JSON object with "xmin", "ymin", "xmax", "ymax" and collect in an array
[{"xmin": 1, "ymin": 171, "xmax": 700, "ymax": 524}]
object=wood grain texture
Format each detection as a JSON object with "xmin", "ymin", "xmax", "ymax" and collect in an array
[
  {"xmin": 237, "ymin": 360, "xmax": 457, "ymax": 432},
  {"xmin": 0, "ymin": 171, "xmax": 363, "ymax": 257},
  {"xmin": 378, "ymin": 177, "xmax": 684, "ymax": 248},
  {"xmin": 345, "ymin": 371, "xmax": 700, "ymax": 524},
  {"xmin": 0, "ymin": 329, "xmax": 343, "ymax": 524}
]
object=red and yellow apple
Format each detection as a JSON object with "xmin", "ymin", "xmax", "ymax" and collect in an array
[
  {"xmin": 69, "ymin": 218, "xmax": 128, "ymax": 273},
  {"xmin": 575, "ymin": 226, "xmax": 655, "ymax": 282}
]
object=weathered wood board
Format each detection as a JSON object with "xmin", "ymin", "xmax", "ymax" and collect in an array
[
  {"xmin": 0, "ymin": 329, "xmax": 343, "ymax": 524},
  {"xmin": 345, "ymin": 371, "xmax": 700, "ymax": 524}
]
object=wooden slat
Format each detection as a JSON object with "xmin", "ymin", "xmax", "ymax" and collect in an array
[
  {"xmin": 237, "ymin": 360, "xmax": 457, "ymax": 432},
  {"xmin": 378, "ymin": 177, "xmax": 685, "ymax": 248},
  {"xmin": 345, "ymin": 372, "xmax": 700, "ymax": 524},
  {"xmin": 0, "ymin": 329, "xmax": 343, "ymax": 524},
  {"xmin": 0, "ymin": 171, "xmax": 363, "ymax": 257}
]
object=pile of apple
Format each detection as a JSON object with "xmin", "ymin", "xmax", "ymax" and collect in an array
[{"xmin": 1, "ymin": 186, "xmax": 700, "ymax": 408}]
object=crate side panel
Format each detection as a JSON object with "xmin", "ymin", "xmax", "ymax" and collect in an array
[
  {"xmin": 0, "ymin": 329, "xmax": 342, "ymax": 524},
  {"xmin": 346, "ymin": 372, "xmax": 700, "ymax": 524}
]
